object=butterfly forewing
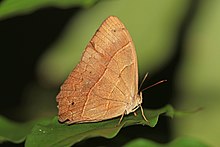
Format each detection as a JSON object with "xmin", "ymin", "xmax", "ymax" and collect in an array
[{"xmin": 56, "ymin": 16, "xmax": 139, "ymax": 124}]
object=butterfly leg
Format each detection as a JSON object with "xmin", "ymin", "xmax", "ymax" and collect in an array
[
  {"xmin": 133, "ymin": 111, "xmax": 137, "ymax": 116},
  {"xmin": 117, "ymin": 111, "xmax": 126, "ymax": 126},
  {"xmin": 140, "ymin": 105, "xmax": 150, "ymax": 124}
]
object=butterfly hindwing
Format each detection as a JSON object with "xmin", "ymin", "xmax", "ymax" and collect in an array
[{"xmin": 56, "ymin": 16, "xmax": 138, "ymax": 124}]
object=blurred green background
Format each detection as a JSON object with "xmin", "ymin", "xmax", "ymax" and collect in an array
[{"xmin": 0, "ymin": 0, "xmax": 220, "ymax": 146}]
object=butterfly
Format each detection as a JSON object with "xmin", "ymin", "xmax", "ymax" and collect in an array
[{"xmin": 56, "ymin": 16, "xmax": 149, "ymax": 124}]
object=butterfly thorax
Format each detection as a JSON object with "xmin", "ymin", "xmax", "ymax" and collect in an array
[{"xmin": 125, "ymin": 92, "xmax": 143, "ymax": 115}]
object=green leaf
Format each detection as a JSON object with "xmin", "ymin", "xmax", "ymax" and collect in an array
[
  {"xmin": 124, "ymin": 137, "xmax": 210, "ymax": 147},
  {"xmin": 0, "ymin": 116, "xmax": 37, "ymax": 143},
  {"xmin": 25, "ymin": 105, "xmax": 174, "ymax": 147},
  {"xmin": 0, "ymin": 0, "xmax": 99, "ymax": 20}
]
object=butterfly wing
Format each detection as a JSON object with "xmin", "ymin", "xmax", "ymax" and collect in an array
[{"xmin": 56, "ymin": 16, "xmax": 138, "ymax": 124}]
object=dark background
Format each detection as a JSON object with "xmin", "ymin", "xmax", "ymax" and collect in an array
[{"xmin": 0, "ymin": 1, "xmax": 202, "ymax": 146}]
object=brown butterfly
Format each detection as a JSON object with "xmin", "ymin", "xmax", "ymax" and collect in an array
[{"xmin": 56, "ymin": 16, "xmax": 149, "ymax": 124}]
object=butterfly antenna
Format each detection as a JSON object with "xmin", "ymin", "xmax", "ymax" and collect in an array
[
  {"xmin": 138, "ymin": 73, "xmax": 149, "ymax": 92},
  {"xmin": 141, "ymin": 80, "xmax": 167, "ymax": 92}
]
